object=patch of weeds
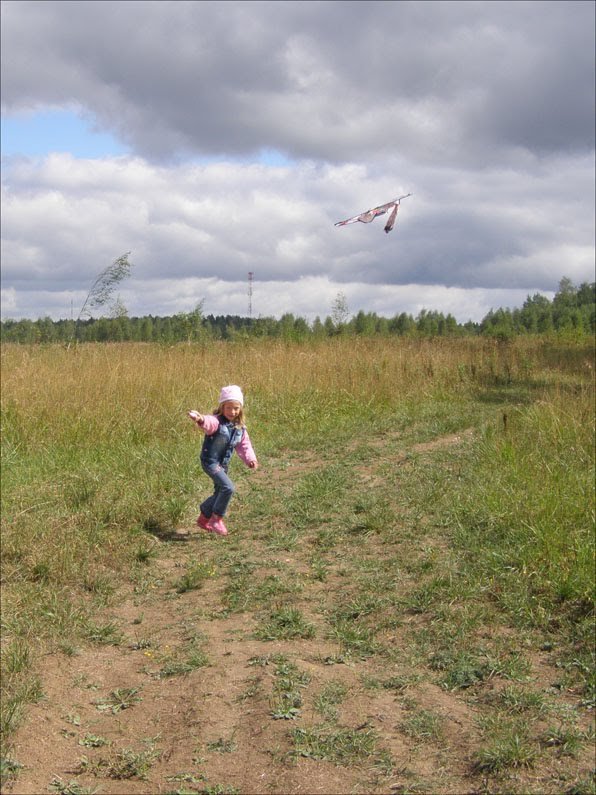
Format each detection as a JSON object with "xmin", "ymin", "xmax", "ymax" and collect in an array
[
  {"xmin": 79, "ymin": 733, "xmax": 109, "ymax": 748},
  {"xmin": 1, "ymin": 675, "xmax": 44, "ymax": 740},
  {"xmin": 132, "ymin": 572, "xmax": 162, "ymax": 595},
  {"xmin": 264, "ymin": 527, "xmax": 300, "ymax": 551},
  {"xmin": 288, "ymin": 466, "xmax": 349, "ymax": 530},
  {"xmin": 72, "ymin": 674, "xmax": 99, "ymax": 692},
  {"xmin": 320, "ymin": 652, "xmax": 350, "ymax": 665},
  {"xmin": 0, "ymin": 757, "xmax": 23, "ymax": 788},
  {"xmin": 154, "ymin": 638, "xmax": 209, "ymax": 679},
  {"xmin": 345, "ymin": 502, "xmax": 394, "ymax": 539},
  {"xmin": 94, "ymin": 687, "xmax": 142, "ymax": 714},
  {"xmin": 311, "ymin": 527, "xmax": 339, "ymax": 551},
  {"xmin": 400, "ymin": 707, "xmax": 444, "ymax": 741},
  {"xmin": 58, "ymin": 641, "xmax": 79, "ymax": 657},
  {"xmin": 292, "ymin": 724, "xmax": 379, "ymax": 766},
  {"xmin": 328, "ymin": 619, "xmax": 379, "ymax": 659},
  {"xmin": 430, "ymin": 649, "xmax": 495, "ymax": 690},
  {"xmin": 253, "ymin": 574, "xmax": 301, "ymax": 604},
  {"xmin": 166, "ymin": 771, "xmax": 206, "ymax": 785},
  {"xmin": 30, "ymin": 560, "xmax": 52, "ymax": 583},
  {"xmin": 221, "ymin": 560, "xmax": 257, "ymax": 612},
  {"xmin": 254, "ymin": 607, "xmax": 315, "ymax": 641},
  {"xmin": 564, "ymin": 773, "xmax": 596, "ymax": 795},
  {"xmin": 379, "ymin": 674, "xmax": 417, "ymax": 693},
  {"xmin": 83, "ymin": 620, "xmax": 124, "ymax": 646},
  {"xmin": 314, "ymin": 680, "xmax": 348, "ymax": 720},
  {"xmin": 270, "ymin": 656, "xmax": 311, "ymax": 720},
  {"xmin": 207, "ymin": 736, "xmax": 237, "ymax": 753},
  {"xmin": 80, "ymin": 745, "xmax": 160, "ymax": 780},
  {"xmin": 49, "ymin": 778, "xmax": 99, "ymax": 795},
  {"xmin": 165, "ymin": 777, "xmax": 239, "ymax": 795},
  {"xmin": 83, "ymin": 573, "xmax": 115, "ymax": 602},
  {"xmin": 134, "ymin": 542, "xmax": 158, "ymax": 564},
  {"xmin": 371, "ymin": 748, "xmax": 395, "ymax": 778},
  {"xmin": 490, "ymin": 684, "xmax": 546, "ymax": 714},
  {"xmin": 157, "ymin": 655, "xmax": 207, "ymax": 678},
  {"xmin": 473, "ymin": 721, "xmax": 538, "ymax": 773},
  {"xmin": 130, "ymin": 637, "xmax": 153, "ymax": 651},
  {"xmin": 164, "ymin": 771, "xmax": 211, "ymax": 794},
  {"xmin": 332, "ymin": 594, "xmax": 381, "ymax": 621},
  {"xmin": 174, "ymin": 560, "xmax": 215, "ymax": 594},
  {"xmin": 2, "ymin": 639, "xmax": 31, "ymax": 674},
  {"xmin": 402, "ymin": 584, "xmax": 440, "ymax": 615},
  {"xmin": 541, "ymin": 725, "xmax": 590, "ymax": 758},
  {"xmin": 309, "ymin": 555, "xmax": 329, "ymax": 582},
  {"xmin": 247, "ymin": 654, "xmax": 272, "ymax": 667},
  {"xmin": 555, "ymin": 646, "xmax": 596, "ymax": 710},
  {"xmin": 485, "ymin": 649, "xmax": 532, "ymax": 682},
  {"xmin": 235, "ymin": 675, "xmax": 264, "ymax": 703}
]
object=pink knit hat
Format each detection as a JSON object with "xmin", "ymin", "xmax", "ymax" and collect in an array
[{"xmin": 219, "ymin": 384, "xmax": 244, "ymax": 406}]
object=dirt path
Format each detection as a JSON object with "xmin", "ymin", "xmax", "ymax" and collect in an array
[{"xmin": 5, "ymin": 430, "xmax": 593, "ymax": 795}]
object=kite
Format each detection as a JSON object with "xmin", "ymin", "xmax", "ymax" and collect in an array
[{"xmin": 335, "ymin": 193, "xmax": 412, "ymax": 234}]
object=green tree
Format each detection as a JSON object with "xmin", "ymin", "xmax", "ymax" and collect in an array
[{"xmin": 331, "ymin": 292, "xmax": 350, "ymax": 331}]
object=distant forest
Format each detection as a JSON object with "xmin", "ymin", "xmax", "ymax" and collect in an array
[{"xmin": 1, "ymin": 278, "xmax": 594, "ymax": 344}]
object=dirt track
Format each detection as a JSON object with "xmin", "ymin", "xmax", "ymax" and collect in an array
[{"xmin": 5, "ymin": 431, "xmax": 594, "ymax": 794}]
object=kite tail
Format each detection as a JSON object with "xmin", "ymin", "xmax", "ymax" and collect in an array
[{"xmin": 384, "ymin": 204, "xmax": 399, "ymax": 233}]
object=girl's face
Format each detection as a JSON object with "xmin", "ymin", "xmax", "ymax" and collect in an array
[{"xmin": 221, "ymin": 400, "xmax": 242, "ymax": 422}]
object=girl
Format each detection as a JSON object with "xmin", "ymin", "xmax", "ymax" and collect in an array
[{"xmin": 188, "ymin": 385, "xmax": 258, "ymax": 536}]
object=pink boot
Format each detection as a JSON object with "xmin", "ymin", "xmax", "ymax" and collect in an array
[
  {"xmin": 196, "ymin": 513, "xmax": 211, "ymax": 530},
  {"xmin": 207, "ymin": 515, "xmax": 228, "ymax": 536}
]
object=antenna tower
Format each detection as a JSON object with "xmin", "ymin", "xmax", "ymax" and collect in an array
[{"xmin": 248, "ymin": 271, "xmax": 254, "ymax": 318}]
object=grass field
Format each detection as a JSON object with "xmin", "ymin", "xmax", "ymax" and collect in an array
[{"xmin": 1, "ymin": 337, "xmax": 594, "ymax": 793}]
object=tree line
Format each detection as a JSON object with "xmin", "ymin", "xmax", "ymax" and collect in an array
[{"xmin": 1, "ymin": 278, "xmax": 593, "ymax": 344}]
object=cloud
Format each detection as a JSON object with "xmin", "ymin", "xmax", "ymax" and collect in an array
[
  {"xmin": 1, "ymin": 150, "xmax": 592, "ymax": 322},
  {"xmin": 1, "ymin": 1, "xmax": 594, "ymax": 322},
  {"xmin": 2, "ymin": 1, "xmax": 594, "ymax": 165}
]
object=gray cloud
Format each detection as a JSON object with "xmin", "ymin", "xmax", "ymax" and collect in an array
[{"xmin": 2, "ymin": 1, "xmax": 594, "ymax": 164}]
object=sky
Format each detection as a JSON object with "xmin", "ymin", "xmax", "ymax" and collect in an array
[{"xmin": 1, "ymin": 0, "xmax": 594, "ymax": 324}]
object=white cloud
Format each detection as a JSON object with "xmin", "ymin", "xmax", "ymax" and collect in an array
[{"xmin": 1, "ymin": 150, "xmax": 593, "ymax": 321}]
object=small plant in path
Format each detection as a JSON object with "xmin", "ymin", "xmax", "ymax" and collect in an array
[{"xmin": 94, "ymin": 687, "xmax": 142, "ymax": 714}]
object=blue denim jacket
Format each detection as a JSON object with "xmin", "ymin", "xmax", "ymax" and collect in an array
[{"xmin": 200, "ymin": 415, "xmax": 245, "ymax": 472}]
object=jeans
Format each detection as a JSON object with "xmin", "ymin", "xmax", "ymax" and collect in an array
[{"xmin": 200, "ymin": 465, "xmax": 235, "ymax": 518}]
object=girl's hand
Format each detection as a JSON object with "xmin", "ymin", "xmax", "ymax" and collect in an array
[{"xmin": 188, "ymin": 410, "xmax": 203, "ymax": 424}]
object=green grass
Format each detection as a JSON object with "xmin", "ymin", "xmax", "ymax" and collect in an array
[
  {"xmin": 291, "ymin": 724, "xmax": 388, "ymax": 767},
  {"xmin": 314, "ymin": 680, "xmax": 349, "ymax": 720},
  {"xmin": 174, "ymin": 559, "xmax": 215, "ymax": 593},
  {"xmin": 269, "ymin": 655, "xmax": 311, "ymax": 720},
  {"xmin": 400, "ymin": 707, "xmax": 444, "ymax": 741},
  {"xmin": 473, "ymin": 729, "xmax": 538, "ymax": 774},
  {"xmin": 254, "ymin": 606, "xmax": 316, "ymax": 641}
]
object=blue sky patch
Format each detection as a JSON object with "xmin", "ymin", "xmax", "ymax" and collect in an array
[{"xmin": 1, "ymin": 109, "xmax": 129, "ymax": 159}]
